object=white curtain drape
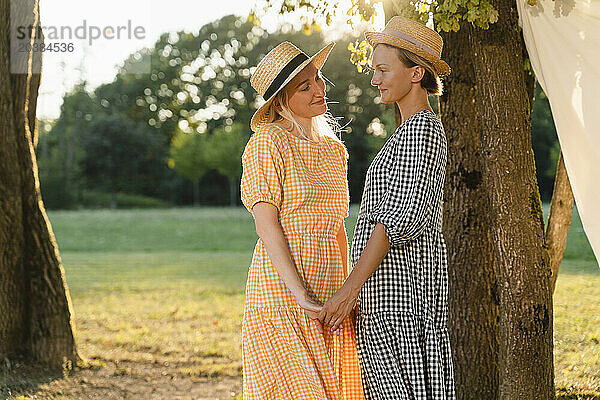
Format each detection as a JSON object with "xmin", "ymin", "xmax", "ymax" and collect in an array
[{"xmin": 517, "ymin": 0, "xmax": 600, "ymax": 265}]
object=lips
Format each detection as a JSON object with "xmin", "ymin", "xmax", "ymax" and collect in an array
[{"xmin": 311, "ymin": 98, "xmax": 325, "ymax": 105}]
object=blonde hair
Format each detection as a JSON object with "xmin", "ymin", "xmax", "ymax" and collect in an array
[{"xmin": 266, "ymin": 86, "xmax": 342, "ymax": 144}]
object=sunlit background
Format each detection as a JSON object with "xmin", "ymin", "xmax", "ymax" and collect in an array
[
  {"xmin": 4, "ymin": 1, "xmax": 597, "ymax": 398},
  {"xmin": 36, "ymin": 0, "xmax": 385, "ymax": 120}
]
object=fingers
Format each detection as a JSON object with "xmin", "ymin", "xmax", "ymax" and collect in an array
[
  {"xmin": 316, "ymin": 301, "xmax": 352, "ymax": 333},
  {"xmin": 330, "ymin": 315, "xmax": 345, "ymax": 332},
  {"xmin": 319, "ymin": 305, "xmax": 340, "ymax": 328},
  {"xmin": 314, "ymin": 318, "xmax": 324, "ymax": 334},
  {"xmin": 317, "ymin": 303, "xmax": 331, "ymax": 325},
  {"xmin": 299, "ymin": 297, "xmax": 323, "ymax": 313},
  {"xmin": 304, "ymin": 308, "xmax": 319, "ymax": 320},
  {"xmin": 304, "ymin": 308, "xmax": 324, "ymax": 334},
  {"xmin": 305, "ymin": 304, "xmax": 322, "ymax": 313}
]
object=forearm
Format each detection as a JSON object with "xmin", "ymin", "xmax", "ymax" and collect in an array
[
  {"xmin": 336, "ymin": 222, "xmax": 349, "ymax": 275},
  {"xmin": 319, "ymin": 223, "xmax": 391, "ymax": 330},
  {"xmin": 253, "ymin": 204, "xmax": 306, "ymax": 299},
  {"xmin": 260, "ymin": 224, "xmax": 307, "ymax": 297},
  {"xmin": 344, "ymin": 222, "xmax": 390, "ymax": 294}
]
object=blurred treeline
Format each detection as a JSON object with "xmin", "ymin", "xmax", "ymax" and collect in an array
[{"xmin": 37, "ymin": 15, "xmax": 559, "ymax": 209}]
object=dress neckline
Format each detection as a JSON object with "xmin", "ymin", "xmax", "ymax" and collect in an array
[
  {"xmin": 272, "ymin": 123, "xmax": 323, "ymax": 146},
  {"xmin": 401, "ymin": 109, "xmax": 434, "ymax": 126}
]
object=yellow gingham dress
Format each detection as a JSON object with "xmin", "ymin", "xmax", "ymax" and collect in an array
[{"xmin": 240, "ymin": 124, "xmax": 364, "ymax": 399}]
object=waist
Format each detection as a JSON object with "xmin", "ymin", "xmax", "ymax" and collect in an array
[
  {"xmin": 283, "ymin": 229, "xmax": 337, "ymax": 238},
  {"xmin": 279, "ymin": 215, "xmax": 343, "ymax": 238}
]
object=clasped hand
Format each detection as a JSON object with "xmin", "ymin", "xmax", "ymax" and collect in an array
[{"xmin": 298, "ymin": 284, "xmax": 359, "ymax": 334}]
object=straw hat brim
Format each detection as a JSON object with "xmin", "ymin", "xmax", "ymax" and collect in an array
[
  {"xmin": 365, "ymin": 31, "xmax": 451, "ymax": 76},
  {"xmin": 250, "ymin": 42, "xmax": 335, "ymax": 133}
]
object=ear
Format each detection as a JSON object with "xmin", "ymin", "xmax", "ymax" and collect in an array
[{"xmin": 411, "ymin": 66, "xmax": 426, "ymax": 83}]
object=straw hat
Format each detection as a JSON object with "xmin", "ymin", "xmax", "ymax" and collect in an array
[
  {"xmin": 249, "ymin": 41, "xmax": 335, "ymax": 132},
  {"xmin": 365, "ymin": 16, "xmax": 450, "ymax": 76}
]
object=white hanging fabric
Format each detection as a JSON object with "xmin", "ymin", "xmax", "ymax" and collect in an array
[{"xmin": 517, "ymin": 0, "xmax": 600, "ymax": 265}]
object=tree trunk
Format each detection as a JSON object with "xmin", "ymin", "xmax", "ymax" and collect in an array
[
  {"xmin": 229, "ymin": 176, "xmax": 237, "ymax": 207},
  {"xmin": 546, "ymin": 152, "xmax": 574, "ymax": 291},
  {"xmin": 439, "ymin": 22, "xmax": 500, "ymax": 400},
  {"xmin": 110, "ymin": 191, "xmax": 118, "ymax": 209},
  {"xmin": 0, "ymin": 0, "xmax": 78, "ymax": 366},
  {"xmin": 193, "ymin": 179, "xmax": 200, "ymax": 207},
  {"xmin": 469, "ymin": 1, "xmax": 554, "ymax": 398}
]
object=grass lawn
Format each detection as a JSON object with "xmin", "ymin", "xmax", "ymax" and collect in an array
[{"xmin": 1, "ymin": 205, "xmax": 598, "ymax": 399}]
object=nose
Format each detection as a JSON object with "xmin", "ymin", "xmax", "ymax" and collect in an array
[
  {"xmin": 371, "ymin": 71, "xmax": 381, "ymax": 87},
  {"xmin": 314, "ymin": 78, "xmax": 325, "ymax": 97}
]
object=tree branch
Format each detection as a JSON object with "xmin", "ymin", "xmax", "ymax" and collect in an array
[{"xmin": 546, "ymin": 151, "xmax": 574, "ymax": 292}]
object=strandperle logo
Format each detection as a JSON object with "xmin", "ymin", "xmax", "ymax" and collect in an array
[{"xmin": 15, "ymin": 19, "xmax": 146, "ymax": 46}]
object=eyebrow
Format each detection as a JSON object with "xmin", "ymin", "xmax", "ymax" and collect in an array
[
  {"xmin": 294, "ymin": 72, "xmax": 320, "ymax": 89},
  {"xmin": 294, "ymin": 79, "xmax": 310, "ymax": 89}
]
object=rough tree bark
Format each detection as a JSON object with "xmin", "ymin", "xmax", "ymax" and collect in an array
[
  {"xmin": 0, "ymin": 0, "xmax": 78, "ymax": 366},
  {"xmin": 469, "ymin": 0, "xmax": 555, "ymax": 398},
  {"xmin": 439, "ymin": 23, "xmax": 500, "ymax": 400},
  {"xmin": 546, "ymin": 152, "xmax": 574, "ymax": 291}
]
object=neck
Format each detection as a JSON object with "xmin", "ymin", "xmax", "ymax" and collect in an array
[
  {"xmin": 291, "ymin": 116, "xmax": 313, "ymax": 139},
  {"xmin": 396, "ymin": 85, "xmax": 433, "ymax": 124}
]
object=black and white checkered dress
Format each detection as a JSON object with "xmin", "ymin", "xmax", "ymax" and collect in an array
[{"xmin": 351, "ymin": 110, "xmax": 455, "ymax": 400}]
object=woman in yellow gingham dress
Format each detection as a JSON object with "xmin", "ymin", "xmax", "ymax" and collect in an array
[{"xmin": 240, "ymin": 41, "xmax": 364, "ymax": 399}]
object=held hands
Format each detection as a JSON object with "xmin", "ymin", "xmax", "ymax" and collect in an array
[
  {"xmin": 318, "ymin": 284, "xmax": 360, "ymax": 333},
  {"xmin": 297, "ymin": 292, "xmax": 324, "ymax": 334}
]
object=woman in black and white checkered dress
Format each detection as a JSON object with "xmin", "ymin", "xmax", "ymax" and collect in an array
[{"xmin": 318, "ymin": 16, "xmax": 456, "ymax": 399}]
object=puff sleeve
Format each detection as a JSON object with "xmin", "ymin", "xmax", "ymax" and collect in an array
[
  {"xmin": 369, "ymin": 118, "xmax": 446, "ymax": 246},
  {"xmin": 240, "ymin": 131, "xmax": 286, "ymax": 213}
]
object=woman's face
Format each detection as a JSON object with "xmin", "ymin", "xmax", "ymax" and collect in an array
[
  {"xmin": 370, "ymin": 45, "xmax": 415, "ymax": 103},
  {"xmin": 283, "ymin": 62, "xmax": 327, "ymax": 119}
]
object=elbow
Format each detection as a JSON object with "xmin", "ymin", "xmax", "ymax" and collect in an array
[
  {"xmin": 254, "ymin": 218, "xmax": 268, "ymax": 239},
  {"xmin": 254, "ymin": 215, "xmax": 279, "ymax": 240},
  {"xmin": 255, "ymin": 223, "xmax": 266, "ymax": 239}
]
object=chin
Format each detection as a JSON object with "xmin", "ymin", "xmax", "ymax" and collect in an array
[{"xmin": 310, "ymin": 104, "xmax": 328, "ymax": 116}]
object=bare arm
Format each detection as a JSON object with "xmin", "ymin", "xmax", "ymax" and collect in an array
[
  {"xmin": 319, "ymin": 222, "xmax": 391, "ymax": 331},
  {"xmin": 252, "ymin": 202, "xmax": 323, "ymax": 332},
  {"xmin": 336, "ymin": 221, "xmax": 349, "ymax": 276}
]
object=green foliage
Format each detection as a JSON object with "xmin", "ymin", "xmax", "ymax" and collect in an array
[
  {"xmin": 347, "ymin": 40, "xmax": 371, "ymax": 73},
  {"xmin": 433, "ymin": 0, "xmax": 499, "ymax": 31},
  {"xmin": 532, "ymin": 83, "xmax": 560, "ymax": 202},
  {"xmin": 81, "ymin": 113, "xmax": 168, "ymax": 206},
  {"xmin": 169, "ymin": 131, "xmax": 211, "ymax": 183},
  {"xmin": 94, "ymin": 15, "xmax": 269, "ymax": 138},
  {"xmin": 79, "ymin": 190, "xmax": 171, "ymax": 209},
  {"xmin": 206, "ymin": 124, "xmax": 248, "ymax": 181},
  {"xmin": 37, "ymin": 14, "xmax": 560, "ymax": 209},
  {"xmin": 37, "ymin": 83, "xmax": 100, "ymax": 208},
  {"xmin": 254, "ymin": 0, "xmax": 500, "ymax": 72}
]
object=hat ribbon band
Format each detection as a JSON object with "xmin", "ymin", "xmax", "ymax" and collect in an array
[
  {"xmin": 263, "ymin": 52, "xmax": 309, "ymax": 100},
  {"xmin": 383, "ymin": 28, "xmax": 439, "ymax": 58}
]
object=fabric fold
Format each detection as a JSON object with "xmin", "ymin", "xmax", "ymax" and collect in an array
[{"xmin": 517, "ymin": 0, "xmax": 600, "ymax": 265}]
